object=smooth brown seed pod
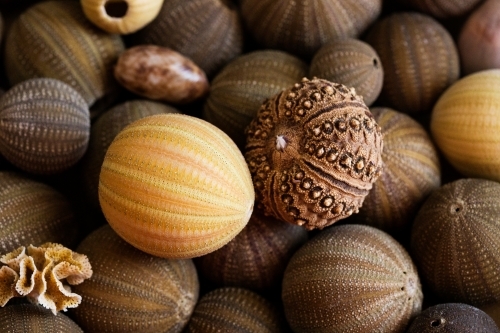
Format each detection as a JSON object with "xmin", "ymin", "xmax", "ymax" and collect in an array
[
  {"xmin": 135, "ymin": 0, "xmax": 243, "ymax": 77},
  {"xmin": 245, "ymin": 78, "xmax": 383, "ymax": 230},
  {"xmin": 411, "ymin": 178, "xmax": 500, "ymax": 306},
  {"xmin": 0, "ymin": 171, "xmax": 78, "ymax": 253},
  {"xmin": 195, "ymin": 211, "xmax": 308, "ymax": 292},
  {"xmin": 402, "ymin": 0, "xmax": 483, "ymax": 19},
  {"xmin": 203, "ymin": 50, "xmax": 308, "ymax": 148},
  {"xmin": 0, "ymin": 304, "xmax": 83, "ymax": 332},
  {"xmin": 4, "ymin": 0, "xmax": 124, "ymax": 106},
  {"xmin": 0, "ymin": 78, "xmax": 90, "ymax": 174},
  {"xmin": 240, "ymin": 0, "xmax": 383, "ymax": 59},
  {"xmin": 184, "ymin": 287, "xmax": 287, "ymax": 333},
  {"xmin": 354, "ymin": 107, "xmax": 441, "ymax": 237},
  {"xmin": 406, "ymin": 303, "xmax": 500, "ymax": 333},
  {"xmin": 71, "ymin": 224, "xmax": 199, "ymax": 333},
  {"xmin": 282, "ymin": 224, "xmax": 422, "ymax": 333},
  {"xmin": 309, "ymin": 38, "xmax": 383, "ymax": 106},
  {"xmin": 365, "ymin": 12, "xmax": 460, "ymax": 114}
]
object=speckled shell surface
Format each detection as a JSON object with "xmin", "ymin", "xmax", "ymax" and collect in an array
[
  {"xmin": 403, "ymin": 0, "xmax": 483, "ymax": 18},
  {"xmin": 0, "ymin": 304, "xmax": 83, "ymax": 333},
  {"xmin": 203, "ymin": 50, "xmax": 308, "ymax": 148},
  {"xmin": 0, "ymin": 78, "xmax": 90, "ymax": 174},
  {"xmin": 431, "ymin": 69, "xmax": 500, "ymax": 182},
  {"xmin": 355, "ymin": 107, "xmax": 441, "ymax": 237},
  {"xmin": 411, "ymin": 178, "xmax": 500, "ymax": 306},
  {"xmin": 245, "ymin": 78, "xmax": 383, "ymax": 230},
  {"xmin": 135, "ymin": 0, "xmax": 243, "ymax": 77},
  {"xmin": 71, "ymin": 224, "xmax": 199, "ymax": 333},
  {"xmin": 4, "ymin": 0, "xmax": 124, "ymax": 106},
  {"xmin": 282, "ymin": 224, "xmax": 422, "ymax": 333},
  {"xmin": 240, "ymin": 0, "xmax": 383, "ymax": 58},
  {"xmin": 99, "ymin": 114, "xmax": 255, "ymax": 259},
  {"xmin": 0, "ymin": 172, "xmax": 78, "ymax": 253},
  {"xmin": 195, "ymin": 211, "xmax": 307, "ymax": 292},
  {"xmin": 185, "ymin": 287, "xmax": 287, "ymax": 333},
  {"xmin": 365, "ymin": 12, "xmax": 460, "ymax": 114},
  {"xmin": 406, "ymin": 303, "xmax": 500, "ymax": 333},
  {"xmin": 309, "ymin": 39, "xmax": 384, "ymax": 106}
]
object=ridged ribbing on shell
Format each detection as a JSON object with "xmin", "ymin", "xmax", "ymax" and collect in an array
[
  {"xmin": 309, "ymin": 38, "xmax": 384, "ymax": 106},
  {"xmin": 0, "ymin": 78, "xmax": 90, "ymax": 174},
  {"xmin": 240, "ymin": 0, "xmax": 382, "ymax": 59},
  {"xmin": 365, "ymin": 12, "xmax": 459, "ymax": 114},
  {"xmin": 403, "ymin": 0, "xmax": 483, "ymax": 18},
  {"xmin": 185, "ymin": 287, "xmax": 287, "ymax": 333},
  {"xmin": 203, "ymin": 50, "xmax": 308, "ymax": 148},
  {"xmin": 282, "ymin": 224, "xmax": 422, "ymax": 333},
  {"xmin": 0, "ymin": 304, "xmax": 83, "ymax": 333},
  {"xmin": 81, "ymin": 100, "xmax": 180, "ymax": 210},
  {"xmin": 196, "ymin": 211, "xmax": 307, "ymax": 292},
  {"xmin": 99, "ymin": 114, "xmax": 255, "ymax": 259},
  {"xmin": 4, "ymin": 1, "xmax": 124, "ymax": 106},
  {"xmin": 411, "ymin": 178, "xmax": 500, "ymax": 306},
  {"xmin": 0, "ymin": 172, "xmax": 78, "ymax": 254},
  {"xmin": 71, "ymin": 225, "xmax": 199, "ymax": 333},
  {"xmin": 135, "ymin": 0, "xmax": 243, "ymax": 77},
  {"xmin": 355, "ymin": 107, "xmax": 441, "ymax": 237}
]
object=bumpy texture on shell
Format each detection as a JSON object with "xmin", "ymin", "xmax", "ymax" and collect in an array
[
  {"xmin": 431, "ymin": 69, "xmax": 500, "ymax": 182},
  {"xmin": 71, "ymin": 225, "xmax": 199, "ymax": 333},
  {"xmin": 99, "ymin": 114, "xmax": 255, "ymax": 258},
  {"xmin": 4, "ymin": 0, "xmax": 124, "ymax": 106},
  {"xmin": 185, "ymin": 287, "xmax": 287, "ymax": 333},
  {"xmin": 240, "ymin": 0, "xmax": 383, "ymax": 58},
  {"xmin": 365, "ymin": 12, "xmax": 459, "ymax": 114},
  {"xmin": 0, "ymin": 172, "xmax": 78, "ymax": 253},
  {"xmin": 406, "ymin": 303, "xmax": 500, "ymax": 333},
  {"xmin": 0, "ymin": 304, "xmax": 83, "ymax": 332},
  {"xmin": 354, "ymin": 107, "xmax": 441, "ymax": 237},
  {"xmin": 480, "ymin": 303, "xmax": 500, "ymax": 329},
  {"xmin": 309, "ymin": 39, "xmax": 384, "ymax": 106},
  {"xmin": 203, "ymin": 50, "xmax": 308, "ymax": 148},
  {"xmin": 245, "ymin": 78, "xmax": 383, "ymax": 230},
  {"xmin": 282, "ymin": 224, "xmax": 422, "ymax": 333},
  {"xmin": 411, "ymin": 178, "xmax": 500, "ymax": 306},
  {"xmin": 135, "ymin": 0, "xmax": 243, "ymax": 77},
  {"xmin": 196, "ymin": 211, "xmax": 307, "ymax": 292},
  {"xmin": 0, "ymin": 78, "xmax": 90, "ymax": 174},
  {"xmin": 0, "ymin": 243, "xmax": 92, "ymax": 314},
  {"xmin": 402, "ymin": 0, "xmax": 483, "ymax": 18}
]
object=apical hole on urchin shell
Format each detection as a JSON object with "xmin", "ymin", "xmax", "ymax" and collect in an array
[
  {"xmin": 431, "ymin": 318, "xmax": 444, "ymax": 327},
  {"xmin": 373, "ymin": 58, "xmax": 378, "ymax": 68},
  {"xmin": 105, "ymin": 0, "xmax": 128, "ymax": 18}
]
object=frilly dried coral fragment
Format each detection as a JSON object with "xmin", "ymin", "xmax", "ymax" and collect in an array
[{"xmin": 0, "ymin": 243, "xmax": 92, "ymax": 314}]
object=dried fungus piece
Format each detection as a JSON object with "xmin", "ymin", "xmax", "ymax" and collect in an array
[
  {"xmin": 245, "ymin": 78, "xmax": 383, "ymax": 230},
  {"xmin": 0, "ymin": 243, "xmax": 92, "ymax": 314}
]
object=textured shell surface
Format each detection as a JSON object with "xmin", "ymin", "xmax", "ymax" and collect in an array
[
  {"xmin": 99, "ymin": 113, "xmax": 255, "ymax": 259},
  {"xmin": 480, "ymin": 302, "xmax": 500, "ymax": 329},
  {"xmin": 195, "ymin": 211, "xmax": 308, "ymax": 292},
  {"xmin": 0, "ymin": 171, "xmax": 78, "ymax": 253},
  {"xmin": 81, "ymin": 100, "xmax": 179, "ymax": 211},
  {"xmin": 282, "ymin": 224, "xmax": 423, "ymax": 333},
  {"xmin": 309, "ymin": 38, "xmax": 384, "ymax": 106},
  {"xmin": 354, "ymin": 107, "xmax": 441, "ymax": 237},
  {"xmin": 431, "ymin": 69, "xmax": 500, "ymax": 182},
  {"xmin": 406, "ymin": 303, "xmax": 500, "ymax": 333},
  {"xmin": 135, "ymin": 0, "xmax": 243, "ymax": 77},
  {"xmin": 245, "ymin": 78, "xmax": 383, "ymax": 230},
  {"xmin": 184, "ymin": 287, "xmax": 287, "ymax": 333},
  {"xmin": 411, "ymin": 178, "xmax": 500, "ymax": 306},
  {"xmin": 81, "ymin": 0, "xmax": 164, "ymax": 34},
  {"xmin": 0, "ymin": 78, "xmax": 90, "ymax": 174},
  {"xmin": 403, "ymin": 0, "xmax": 483, "ymax": 18},
  {"xmin": 0, "ymin": 304, "xmax": 83, "ymax": 333},
  {"xmin": 240, "ymin": 0, "xmax": 383, "ymax": 59},
  {"xmin": 71, "ymin": 224, "xmax": 199, "ymax": 333},
  {"xmin": 4, "ymin": 0, "xmax": 125, "ymax": 106},
  {"xmin": 365, "ymin": 11, "xmax": 460, "ymax": 114},
  {"xmin": 203, "ymin": 50, "xmax": 308, "ymax": 149}
]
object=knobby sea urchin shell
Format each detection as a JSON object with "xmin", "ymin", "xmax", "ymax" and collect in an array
[{"xmin": 245, "ymin": 78, "xmax": 383, "ymax": 230}]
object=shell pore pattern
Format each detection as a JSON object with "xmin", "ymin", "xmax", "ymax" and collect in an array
[{"xmin": 245, "ymin": 78, "xmax": 383, "ymax": 230}]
